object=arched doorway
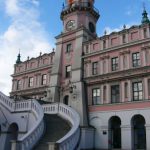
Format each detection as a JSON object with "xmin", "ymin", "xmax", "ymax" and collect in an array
[
  {"xmin": 63, "ymin": 95, "xmax": 69, "ymax": 105},
  {"xmin": 132, "ymin": 115, "xmax": 146, "ymax": 150},
  {"xmin": 109, "ymin": 116, "xmax": 121, "ymax": 149},
  {"xmin": 4, "ymin": 123, "xmax": 19, "ymax": 150}
]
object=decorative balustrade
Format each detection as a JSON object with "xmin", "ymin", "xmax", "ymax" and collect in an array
[
  {"xmin": 0, "ymin": 92, "xmax": 44, "ymax": 150},
  {"xmin": 62, "ymin": 2, "xmax": 99, "ymax": 14},
  {"xmin": 14, "ymin": 100, "xmax": 44, "ymax": 150},
  {"xmin": 42, "ymin": 103, "xmax": 80, "ymax": 150},
  {"xmin": 0, "ymin": 91, "xmax": 80, "ymax": 150},
  {"xmin": 0, "ymin": 91, "xmax": 14, "ymax": 111}
]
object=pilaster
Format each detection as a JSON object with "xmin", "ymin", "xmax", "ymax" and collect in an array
[
  {"xmin": 145, "ymin": 124, "xmax": 150, "ymax": 150},
  {"xmin": 106, "ymin": 84, "xmax": 110, "ymax": 103},
  {"xmin": 100, "ymin": 60, "xmax": 103, "ymax": 75},
  {"xmin": 121, "ymin": 125, "xmax": 132, "ymax": 150},
  {"xmin": 128, "ymin": 80, "xmax": 132, "ymax": 101},
  {"xmin": 142, "ymin": 49, "xmax": 146, "ymax": 66},
  {"xmin": 144, "ymin": 77, "xmax": 148, "ymax": 100},
  {"xmin": 120, "ymin": 54, "xmax": 124, "ymax": 70},
  {"xmin": 121, "ymin": 81, "xmax": 125, "ymax": 102}
]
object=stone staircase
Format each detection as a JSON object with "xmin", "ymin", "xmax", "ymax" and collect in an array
[{"xmin": 33, "ymin": 114, "xmax": 71, "ymax": 150}]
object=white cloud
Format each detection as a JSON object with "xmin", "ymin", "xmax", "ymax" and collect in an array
[
  {"xmin": 103, "ymin": 23, "xmax": 138, "ymax": 35},
  {"xmin": 126, "ymin": 10, "xmax": 133, "ymax": 16},
  {"xmin": 0, "ymin": 0, "xmax": 53, "ymax": 95}
]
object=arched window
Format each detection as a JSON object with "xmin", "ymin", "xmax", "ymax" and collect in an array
[
  {"xmin": 109, "ymin": 116, "xmax": 121, "ymax": 149},
  {"xmin": 131, "ymin": 115, "xmax": 146, "ymax": 149},
  {"xmin": 4, "ymin": 123, "xmax": 19, "ymax": 150}
]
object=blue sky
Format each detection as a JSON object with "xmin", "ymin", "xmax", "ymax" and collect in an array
[
  {"xmin": 39, "ymin": 0, "xmax": 150, "ymax": 36},
  {"xmin": 0, "ymin": 0, "xmax": 150, "ymax": 95}
]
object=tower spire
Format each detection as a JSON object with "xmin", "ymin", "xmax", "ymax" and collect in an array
[
  {"xmin": 141, "ymin": 3, "xmax": 150, "ymax": 24},
  {"xmin": 16, "ymin": 50, "xmax": 22, "ymax": 64}
]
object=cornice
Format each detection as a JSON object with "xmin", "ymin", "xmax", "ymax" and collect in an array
[
  {"xmin": 84, "ymin": 66, "xmax": 150, "ymax": 84},
  {"xmin": 12, "ymin": 65, "xmax": 52, "ymax": 77},
  {"xmin": 82, "ymin": 38, "xmax": 150, "ymax": 59}
]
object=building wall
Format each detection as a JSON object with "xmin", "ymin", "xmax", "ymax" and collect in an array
[
  {"xmin": 10, "ymin": 1, "xmax": 150, "ymax": 148},
  {"xmin": 89, "ymin": 106, "xmax": 150, "ymax": 149},
  {"xmin": 11, "ymin": 52, "xmax": 55, "ymax": 99},
  {"xmin": 83, "ymin": 24, "xmax": 150, "ymax": 105},
  {"xmin": 83, "ymin": 23, "xmax": 150, "ymax": 149}
]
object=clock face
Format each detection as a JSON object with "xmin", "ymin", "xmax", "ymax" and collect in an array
[
  {"xmin": 66, "ymin": 20, "xmax": 75, "ymax": 31},
  {"xmin": 89, "ymin": 22, "xmax": 95, "ymax": 33}
]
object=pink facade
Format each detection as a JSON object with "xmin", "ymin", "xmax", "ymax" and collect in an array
[
  {"xmin": 83, "ymin": 24, "xmax": 150, "ymax": 108},
  {"xmin": 10, "ymin": 1, "xmax": 150, "ymax": 149},
  {"xmin": 11, "ymin": 52, "xmax": 55, "ymax": 99}
]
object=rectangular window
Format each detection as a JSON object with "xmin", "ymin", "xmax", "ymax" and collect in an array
[
  {"xmin": 132, "ymin": 82, "xmax": 143, "ymax": 101},
  {"xmin": 42, "ymin": 74, "xmax": 47, "ymax": 85},
  {"xmin": 17, "ymin": 80, "xmax": 21, "ymax": 90},
  {"xmin": 29, "ymin": 77, "xmax": 34, "ymax": 87},
  {"xmin": 93, "ymin": 43, "xmax": 98, "ymax": 50},
  {"xmin": 112, "ymin": 57, "xmax": 119, "ymax": 71},
  {"xmin": 85, "ymin": 45, "xmax": 89, "ymax": 53},
  {"xmin": 66, "ymin": 44, "xmax": 72, "ymax": 53},
  {"xmin": 111, "ymin": 85, "xmax": 120, "ymax": 103},
  {"xmin": 111, "ymin": 37, "xmax": 117, "ymax": 46},
  {"xmin": 125, "ymin": 82, "xmax": 128, "ymax": 98},
  {"xmin": 92, "ymin": 88, "xmax": 101, "ymax": 105},
  {"xmin": 103, "ymin": 40, "xmax": 106, "ymax": 49},
  {"xmin": 92, "ymin": 62, "xmax": 98, "ymax": 75},
  {"xmin": 131, "ymin": 31, "xmax": 138, "ymax": 40},
  {"xmin": 66, "ymin": 65, "xmax": 71, "ymax": 78},
  {"xmin": 122, "ymin": 34, "xmax": 126, "ymax": 43},
  {"xmin": 103, "ymin": 86, "xmax": 106, "ymax": 102},
  {"xmin": 123, "ymin": 55, "xmax": 127, "ymax": 69},
  {"xmin": 132, "ymin": 52, "xmax": 140, "ymax": 67},
  {"xmin": 143, "ymin": 28, "xmax": 147, "ymax": 38}
]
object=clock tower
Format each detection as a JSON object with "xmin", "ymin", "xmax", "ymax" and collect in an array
[
  {"xmin": 49, "ymin": 0, "xmax": 99, "ymax": 128},
  {"xmin": 62, "ymin": 0, "xmax": 99, "ymax": 34}
]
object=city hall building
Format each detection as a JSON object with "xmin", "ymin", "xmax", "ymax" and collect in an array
[{"xmin": 1, "ymin": 0, "xmax": 150, "ymax": 150}]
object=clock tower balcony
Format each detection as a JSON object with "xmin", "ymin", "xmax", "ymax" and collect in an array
[{"xmin": 61, "ymin": 2, "xmax": 100, "ymax": 20}]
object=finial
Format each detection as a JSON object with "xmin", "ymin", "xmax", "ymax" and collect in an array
[
  {"xmin": 62, "ymin": 2, "xmax": 65, "ymax": 9},
  {"xmin": 40, "ymin": 52, "xmax": 42, "ymax": 56},
  {"xmin": 123, "ymin": 24, "xmax": 126, "ymax": 29},
  {"xmin": 52, "ymin": 48, "xmax": 55, "ymax": 52},
  {"xmin": 27, "ymin": 56, "xmax": 30, "ymax": 60},
  {"xmin": 141, "ymin": 4, "xmax": 150, "ymax": 24},
  {"xmin": 16, "ymin": 50, "xmax": 21, "ymax": 64},
  {"xmin": 104, "ymin": 30, "xmax": 107, "ymax": 35},
  {"xmin": 143, "ymin": 2, "xmax": 146, "ymax": 11}
]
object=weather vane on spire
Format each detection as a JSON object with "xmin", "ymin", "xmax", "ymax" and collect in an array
[{"xmin": 143, "ymin": 2, "xmax": 146, "ymax": 10}]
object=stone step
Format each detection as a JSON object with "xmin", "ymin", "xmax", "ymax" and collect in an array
[{"xmin": 33, "ymin": 114, "xmax": 71, "ymax": 150}]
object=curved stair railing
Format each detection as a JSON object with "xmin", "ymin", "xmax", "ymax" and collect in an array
[
  {"xmin": 0, "ymin": 92, "xmax": 44, "ymax": 150},
  {"xmin": 0, "ymin": 91, "xmax": 80, "ymax": 150},
  {"xmin": 43, "ymin": 103, "xmax": 80, "ymax": 150},
  {"xmin": 13, "ymin": 100, "xmax": 44, "ymax": 150}
]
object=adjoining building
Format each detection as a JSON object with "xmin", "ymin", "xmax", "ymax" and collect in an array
[
  {"xmin": 9, "ymin": 0, "xmax": 150, "ymax": 149},
  {"xmin": 10, "ymin": 51, "xmax": 55, "ymax": 100}
]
